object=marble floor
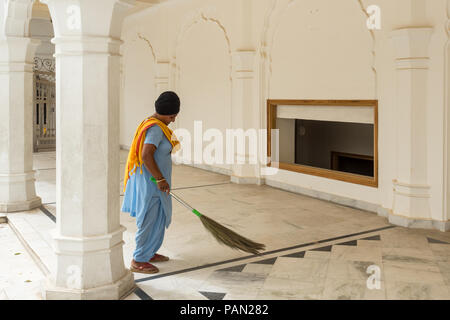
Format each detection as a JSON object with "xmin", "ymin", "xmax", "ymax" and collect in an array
[{"xmin": 1, "ymin": 150, "xmax": 449, "ymax": 300}]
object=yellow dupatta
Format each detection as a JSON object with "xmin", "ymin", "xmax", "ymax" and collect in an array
[{"xmin": 123, "ymin": 117, "xmax": 180, "ymax": 193}]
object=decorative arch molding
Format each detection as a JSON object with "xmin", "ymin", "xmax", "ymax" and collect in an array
[
  {"xmin": 1, "ymin": 0, "xmax": 36, "ymax": 38},
  {"xmin": 120, "ymin": 28, "xmax": 159, "ymax": 98},
  {"xmin": 172, "ymin": 6, "xmax": 233, "ymax": 89},
  {"xmin": 122, "ymin": 29, "xmax": 157, "ymax": 63},
  {"xmin": 173, "ymin": 6, "xmax": 231, "ymax": 59},
  {"xmin": 259, "ymin": 0, "xmax": 378, "ymax": 109}
]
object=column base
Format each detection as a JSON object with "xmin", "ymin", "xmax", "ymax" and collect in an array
[
  {"xmin": 387, "ymin": 210, "xmax": 450, "ymax": 232},
  {"xmin": 44, "ymin": 269, "xmax": 135, "ymax": 300},
  {"xmin": 392, "ymin": 180, "xmax": 431, "ymax": 219},
  {"xmin": 0, "ymin": 197, "xmax": 42, "ymax": 213}
]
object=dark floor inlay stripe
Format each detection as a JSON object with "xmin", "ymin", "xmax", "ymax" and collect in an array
[
  {"xmin": 217, "ymin": 264, "xmax": 247, "ymax": 273},
  {"xmin": 336, "ymin": 240, "xmax": 358, "ymax": 246},
  {"xmin": 360, "ymin": 235, "xmax": 381, "ymax": 241},
  {"xmin": 134, "ymin": 286, "xmax": 153, "ymax": 300},
  {"xmin": 311, "ymin": 245, "xmax": 332, "ymax": 252},
  {"xmin": 253, "ymin": 257, "xmax": 278, "ymax": 265},
  {"xmin": 427, "ymin": 237, "xmax": 450, "ymax": 245},
  {"xmin": 135, "ymin": 225, "xmax": 396, "ymax": 283},
  {"xmin": 199, "ymin": 291, "xmax": 226, "ymax": 300},
  {"xmin": 282, "ymin": 251, "xmax": 305, "ymax": 259},
  {"xmin": 39, "ymin": 205, "xmax": 56, "ymax": 223}
]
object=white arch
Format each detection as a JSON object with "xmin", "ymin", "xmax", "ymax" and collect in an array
[
  {"xmin": 172, "ymin": 7, "xmax": 232, "ymax": 89},
  {"xmin": 122, "ymin": 28, "xmax": 157, "ymax": 63}
]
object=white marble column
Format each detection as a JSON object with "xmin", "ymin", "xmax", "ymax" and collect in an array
[
  {"xmin": 42, "ymin": 0, "xmax": 135, "ymax": 300},
  {"xmin": 390, "ymin": 28, "xmax": 433, "ymax": 223},
  {"xmin": 230, "ymin": 51, "xmax": 263, "ymax": 185},
  {"xmin": 0, "ymin": 36, "xmax": 42, "ymax": 212}
]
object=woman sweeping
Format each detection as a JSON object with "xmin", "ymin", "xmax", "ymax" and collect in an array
[{"xmin": 121, "ymin": 91, "xmax": 181, "ymax": 274}]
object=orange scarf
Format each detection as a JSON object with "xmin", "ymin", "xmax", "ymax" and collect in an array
[{"xmin": 123, "ymin": 117, "xmax": 180, "ymax": 193}]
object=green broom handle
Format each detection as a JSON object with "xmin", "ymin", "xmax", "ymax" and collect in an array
[{"xmin": 150, "ymin": 177, "xmax": 203, "ymax": 218}]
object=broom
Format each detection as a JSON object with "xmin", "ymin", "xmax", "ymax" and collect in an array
[{"xmin": 151, "ymin": 177, "xmax": 266, "ymax": 255}]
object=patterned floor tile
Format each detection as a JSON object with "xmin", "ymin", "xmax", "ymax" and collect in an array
[
  {"xmin": 335, "ymin": 240, "xmax": 358, "ymax": 246},
  {"xmin": 383, "ymin": 263, "xmax": 446, "ymax": 285},
  {"xmin": 321, "ymin": 278, "xmax": 385, "ymax": 300},
  {"xmin": 268, "ymin": 257, "xmax": 330, "ymax": 282},
  {"xmin": 242, "ymin": 263, "xmax": 273, "ymax": 276},
  {"xmin": 385, "ymin": 281, "xmax": 450, "ymax": 300},
  {"xmin": 217, "ymin": 264, "xmax": 247, "ymax": 273},
  {"xmin": 252, "ymin": 257, "xmax": 278, "ymax": 265},
  {"xmin": 360, "ymin": 235, "xmax": 381, "ymax": 241},
  {"xmin": 199, "ymin": 291, "xmax": 226, "ymax": 300},
  {"xmin": 257, "ymin": 276, "xmax": 326, "ymax": 300},
  {"xmin": 427, "ymin": 237, "xmax": 450, "ymax": 245},
  {"xmin": 311, "ymin": 245, "xmax": 333, "ymax": 252},
  {"xmin": 326, "ymin": 259, "xmax": 383, "ymax": 281},
  {"xmin": 282, "ymin": 251, "xmax": 305, "ymax": 259},
  {"xmin": 330, "ymin": 245, "xmax": 383, "ymax": 262},
  {"xmin": 304, "ymin": 251, "xmax": 331, "ymax": 259}
]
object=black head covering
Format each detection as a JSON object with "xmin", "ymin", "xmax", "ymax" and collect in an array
[{"xmin": 155, "ymin": 91, "xmax": 180, "ymax": 115}]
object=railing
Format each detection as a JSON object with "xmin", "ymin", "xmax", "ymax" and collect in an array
[{"xmin": 33, "ymin": 57, "xmax": 56, "ymax": 152}]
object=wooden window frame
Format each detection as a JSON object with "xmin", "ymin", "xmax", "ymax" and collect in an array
[{"xmin": 267, "ymin": 99, "xmax": 378, "ymax": 188}]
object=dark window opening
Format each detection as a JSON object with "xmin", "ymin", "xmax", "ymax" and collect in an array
[{"xmin": 294, "ymin": 119, "xmax": 374, "ymax": 178}]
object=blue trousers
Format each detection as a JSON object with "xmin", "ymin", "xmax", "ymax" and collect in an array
[{"xmin": 134, "ymin": 196, "xmax": 166, "ymax": 263}]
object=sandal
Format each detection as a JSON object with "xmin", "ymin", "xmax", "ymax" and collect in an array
[
  {"xmin": 149, "ymin": 253, "xmax": 170, "ymax": 262},
  {"xmin": 130, "ymin": 260, "xmax": 159, "ymax": 274}
]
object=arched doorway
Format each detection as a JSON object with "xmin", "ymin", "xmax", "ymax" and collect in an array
[
  {"xmin": 30, "ymin": 9, "xmax": 56, "ymax": 152},
  {"xmin": 33, "ymin": 57, "xmax": 55, "ymax": 152}
]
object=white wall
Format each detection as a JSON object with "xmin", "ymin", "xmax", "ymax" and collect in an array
[
  {"xmin": 120, "ymin": 0, "xmax": 450, "ymax": 229},
  {"xmin": 120, "ymin": 35, "xmax": 157, "ymax": 147},
  {"xmin": 176, "ymin": 19, "xmax": 232, "ymax": 171}
]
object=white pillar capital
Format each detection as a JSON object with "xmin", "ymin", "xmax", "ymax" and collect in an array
[
  {"xmin": 232, "ymin": 50, "xmax": 256, "ymax": 79},
  {"xmin": 0, "ymin": 37, "xmax": 40, "ymax": 66},
  {"xmin": 51, "ymin": 36, "xmax": 123, "ymax": 56},
  {"xmin": 41, "ymin": 0, "xmax": 135, "ymax": 39},
  {"xmin": 390, "ymin": 27, "xmax": 433, "ymax": 69}
]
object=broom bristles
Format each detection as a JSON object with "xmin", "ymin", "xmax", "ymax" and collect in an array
[{"xmin": 199, "ymin": 214, "xmax": 266, "ymax": 255}]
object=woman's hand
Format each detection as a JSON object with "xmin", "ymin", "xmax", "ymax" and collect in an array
[{"xmin": 157, "ymin": 180, "xmax": 170, "ymax": 195}]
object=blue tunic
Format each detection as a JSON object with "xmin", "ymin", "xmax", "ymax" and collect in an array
[{"xmin": 121, "ymin": 124, "xmax": 173, "ymax": 228}]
